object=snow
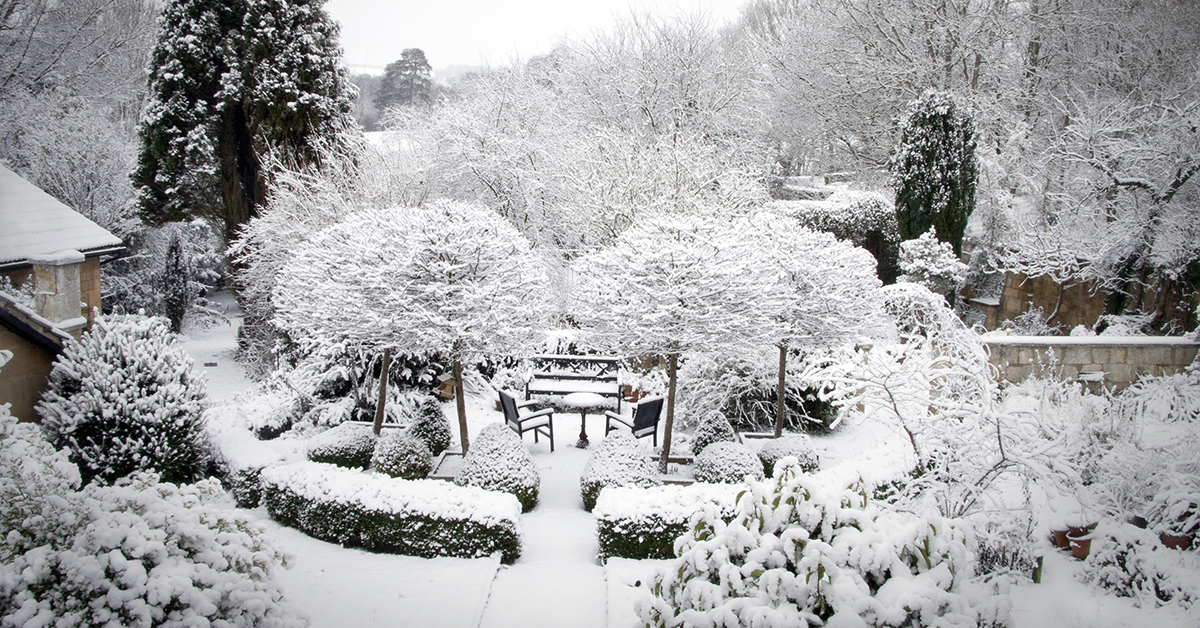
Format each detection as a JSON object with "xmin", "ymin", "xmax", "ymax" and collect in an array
[
  {"xmin": 982, "ymin": 335, "xmax": 1199, "ymax": 346},
  {"xmin": 0, "ymin": 165, "xmax": 123, "ymax": 266}
]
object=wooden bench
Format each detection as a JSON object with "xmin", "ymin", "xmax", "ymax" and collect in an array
[{"xmin": 525, "ymin": 354, "xmax": 623, "ymax": 413}]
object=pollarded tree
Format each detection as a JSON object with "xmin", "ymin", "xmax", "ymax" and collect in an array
[
  {"xmin": 272, "ymin": 200, "xmax": 547, "ymax": 452},
  {"xmin": 133, "ymin": 0, "xmax": 357, "ymax": 246},
  {"xmin": 376, "ymin": 48, "xmax": 432, "ymax": 111},
  {"xmin": 572, "ymin": 216, "xmax": 784, "ymax": 471},
  {"xmin": 889, "ymin": 90, "xmax": 978, "ymax": 257}
]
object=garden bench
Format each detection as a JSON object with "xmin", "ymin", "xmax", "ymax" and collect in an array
[{"xmin": 525, "ymin": 354, "xmax": 623, "ymax": 414}]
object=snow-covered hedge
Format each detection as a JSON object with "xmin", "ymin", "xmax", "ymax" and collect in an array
[
  {"xmin": 637, "ymin": 459, "xmax": 1007, "ymax": 627},
  {"xmin": 1079, "ymin": 522, "xmax": 1198, "ymax": 608},
  {"xmin": 593, "ymin": 483, "xmax": 741, "ymax": 561},
  {"xmin": 580, "ymin": 433, "xmax": 662, "ymax": 511},
  {"xmin": 455, "ymin": 422, "xmax": 540, "ymax": 512},
  {"xmin": 37, "ymin": 314, "xmax": 209, "ymax": 485},
  {"xmin": 371, "ymin": 432, "xmax": 433, "ymax": 479},
  {"xmin": 306, "ymin": 422, "xmax": 378, "ymax": 469},
  {"xmin": 261, "ymin": 461, "xmax": 523, "ymax": 563},
  {"xmin": 205, "ymin": 404, "xmax": 286, "ymax": 508},
  {"xmin": 408, "ymin": 396, "xmax": 452, "ymax": 456},
  {"xmin": 758, "ymin": 434, "xmax": 819, "ymax": 477},
  {"xmin": 693, "ymin": 441, "xmax": 764, "ymax": 484},
  {"xmin": 689, "ymin": 411, "xmax": 737, "ymax": 456},
  {"xmin": 2, "ymin": 411, "xmax": 304, "ymax": 627}
]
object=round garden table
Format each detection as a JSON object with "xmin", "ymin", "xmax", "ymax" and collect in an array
[{"xmin": 559, "ymin": 392, "xmax": 608, "ymax": 449}]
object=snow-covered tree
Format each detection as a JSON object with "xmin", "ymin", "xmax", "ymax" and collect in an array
[
  {"xmin": 132, "ymin": 0, "xmax": 357, "ymax": 245},
  {"xmin": 376, "ymin": 48, "xmax": 432, "ymax": 111},
  {"xmin": 573, "ymin": 215, "xmax": 783, "ymax": 471},
  {"xmin": 272, "ymin": 200, "xmax": 547, "ymax": 451},
  {"xmin": 890, "ymin": 90, "xmax": 978, "ymax": 257},
  {"xmin": 162, "ymin": 230, "xmax": 191, "ymax": 332},
  {"xmin": 37, "ymin": 315, "xmax": 209, "ymax": 486},
  {"xmin": 899, "ymin": 227, "xmax": 969, "ymax": 301}
]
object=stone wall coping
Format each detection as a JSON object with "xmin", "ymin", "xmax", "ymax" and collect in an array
[{"xmin": 982, "ymin": 335, "xmax": 1199, "ymax": 347}]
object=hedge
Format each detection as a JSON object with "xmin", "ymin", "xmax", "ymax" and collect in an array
[
  {"xmin": 593, "ymin": 483, "xmax": 741, "ymax": 561},
  {"xmin": 261, "ymin": 461, "xmax": 522, "ymax": 563}
]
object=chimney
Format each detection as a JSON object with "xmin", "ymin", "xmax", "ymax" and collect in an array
[{"xmin": 29, "ymin": 249, "xmax": 87, "ymax": 339}]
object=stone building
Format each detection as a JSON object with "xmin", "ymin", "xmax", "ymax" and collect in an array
[{"xmin": 0, "ymin": 165, "xmax": 124, "ymax": 421}]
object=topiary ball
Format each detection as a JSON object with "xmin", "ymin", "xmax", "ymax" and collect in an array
[
  {"xmin": 372, "ymin": 432, "xmax": 433, "ymax": 479},
  {"xmin": 693, "ymin": 442, "xmax": 763, "ymax": 484},
  {"xmin": 690, "ymin": 412, "xmax": 737, "ymax": 457},
  {"xmin": 455, "ymin": 422, "xmax": 540, "ymax": 512},
  {"xmin": 580, "ymin": 433, "xmax": 662, "ymax": 511},
  {"xmin": 408, "ymin": 396, "xmax": 452, "ymax": 456},
  {"xmin": 306, "ymin": 422, "xmax": 378, "ymax": 469},
  {"xmin": 758, "ymin": 434, "xmax": 819, "ymax": 477}
]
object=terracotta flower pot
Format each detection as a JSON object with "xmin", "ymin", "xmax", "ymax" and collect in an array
[
  {"xmin": 1067, "ymin": 532, "xmax": 1092, "ymax": 560},
  {"xmin": 1067, "ymin": 522, "xmax": 1097, "ymax": 538},
  {"xmin": 1052, "ymin": 529, "xmax": 1071, "ymax": 549},
  {"xmin": 1160, "ymin": 532, "xmax": 1194, "ymax": 550}
]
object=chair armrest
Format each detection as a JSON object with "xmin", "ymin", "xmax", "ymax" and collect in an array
[
  {"xmin": 519, "ymin": 407, "xmax": 554, "ymax": 421},
  {"xmin": 517, "ymin": 398, "xmax": 540, "ymax": 409},
  {"xmin": 605, "ymin": 411, "xmax": 632, "ymax": 429}
]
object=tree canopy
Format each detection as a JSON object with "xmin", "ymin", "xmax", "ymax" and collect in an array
[{"xmin": 376, "ymin": 48, "xmax": 432, "ymax": 111}]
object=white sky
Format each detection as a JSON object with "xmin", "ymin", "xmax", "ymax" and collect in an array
[{"xmin": 324, "ymin": 0, "xmax": 750, "ymax": 76}]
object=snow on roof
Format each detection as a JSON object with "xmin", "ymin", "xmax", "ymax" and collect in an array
[{"xmin": 0, "ymin": 165, "xmax": 123, "ymax": 266}]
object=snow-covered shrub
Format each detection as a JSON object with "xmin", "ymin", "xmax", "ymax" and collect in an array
[
  {"xmin": 372, "ymin": 432, "xmax": 433, "ymax": 480},
  {"xmin": 593, "ymin": 483, "xmax": 742, "ymax": 561},
  {"xmin": 689, "ymin": 411, "xmax": 737, "ymax": 456},
  {"xmin": 1, "ymin": 415, "xmax": 305, "ymax": 627},
  {"xmin": 765, "ymin": 191, "xmax": 902, "ymax": 284},
  {"xmin": 580, "ymin": 433, "xmax": 662, "ymax": 512},
  {"xmin": 205, "ymin": 404, "xmax": 286, "ymax": 508},
  {"xmin": 677, "ymin": 354, "xmax": 836, "ymax": 434},
  {"xmin": 306, "ymin": 422, "xmax": 378, "ymax": 469},
  {"xmin": 1145, "ymin": 472, "xmax": 1200, "ymax": 537},
  {"xmin": 37, "ymin": 314, "xmax": 209, "ymax": 485},
  {"xmin": 637, "ymin": 460, "xmax": 1006, "ymax": 628},
  {"xmin": 1000, "ymin": 305, "xmax": 1060, "ymax": 336},
  {"xmin": 407, "ymin": 395, "xmax": 452, "ymax": 456},
  {"xmin": 899, "ymin": 228, "xmax": 969, "ymax": 299},
  {"xmin": 455, "ymin": 422, "xmax": 540, "ymax": 512},
  {"xmin": 261, "ymin": 461, "xmax": 522, "ymax": 562},
  {"xmin": 1116, "ymin": 369, "xmax": 1200, "ymax": 424},
  {"xmin": 693, "ymin": 441, "xmax": 764, "ymax": 484},
  {"xmin": 758, "ymin": 434, "xmax": 819, "ymax": 477},
  {"xmin": 1078, "ymin": 522, "xmax": 1199, "ymax": 608}
]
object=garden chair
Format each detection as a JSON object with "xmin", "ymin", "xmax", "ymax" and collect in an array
[
  {"xmin": 604, "ymin": 396, "xmax": 664, "ymax": 447},
  {"xmin": 499, "ymin": 391, "xmax": 555, "ymax": 452}
]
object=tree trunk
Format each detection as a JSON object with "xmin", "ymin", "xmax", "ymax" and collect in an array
[
  {"xmin": 372, "ymin": 348, "xmax": 392, "ymax": 436},
  {"xmin": 658, "ymin": 352, "xmax": 679, "ymax": 474},
  {"xmin": 454, "ymin": 358, "xmax": 470, "ymax": 453},
  {"xmin": 217, "ymin": 103, "xmax": 263, "ymax": 247},
  {"xmin": 774, "ymin": 344, "xmax": 787, "ymax": 437}
]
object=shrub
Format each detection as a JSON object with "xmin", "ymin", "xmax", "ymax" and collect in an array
[
  {"xmin": 261, "ymin": 461, "xmax": 522, "ymax": 563},
  {"xmin": 693, "ymin": 441, "xmax": 764, "ymax": 484},
  {"xmin": 637, "ymin": 460, "xmax": 1005, "ymax": 627},
  {"xmin": 1145, "ymin": 472, "xmax": 1200, "ymax": 537},
  {"xmin": 408, "ymin": 395, "xmax": 452, "ymax": 456},
  {"xmin": 37, "ymin": 314, "xmax": 209, "ymax": 485},
  {"xmin": 758, "ymin": 434, "xmax": 819, "ymax": 477},
  {"xmin": 580, "ymin": 433, "xmax": 662, "ymax": 511},
  {"xmin": 372, "ymin": 432, "xmax": 433, "ymax": 479},
  {"xmin": 205, "ymin": 404, "xmax": 286, "ymax": 508},
  {"xmin": 306, "ymin": 422, "xmax": 378, "ymax": 469},
  {"xmin": 677, "ymin": 355, "xmax": 837, "ymax": 433},
  {"xmin": 689, "ymin": 411, "xmax": 736, "ymax": 456},
  {"xmin": 455, "ymin": 423, "xmax": 540, "ymax": 512},
  {"xmin": 1079, "ymin": 522, "xmax": 1198, "ymax": 608},
  {"xmin": 765, "ymin": 191, "xmax": 902, "ymax": 284},
  {"xmin": 593, "ymin": 483, "xmax": 742, "ymax": 561}
]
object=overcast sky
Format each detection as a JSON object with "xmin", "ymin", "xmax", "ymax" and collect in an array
[{"xmin": 324, "ymin": 0, "xmax": 749, "ymax": 77}]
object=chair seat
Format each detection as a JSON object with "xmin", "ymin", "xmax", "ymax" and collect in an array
[{"xmin": 517, "ymin": 413, "xmax": 552, "ymax": 428}]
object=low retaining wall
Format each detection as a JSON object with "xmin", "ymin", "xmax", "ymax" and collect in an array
[{"xmin": 984, "ymin": 336, "xmax": 1199, "ymax": 390}]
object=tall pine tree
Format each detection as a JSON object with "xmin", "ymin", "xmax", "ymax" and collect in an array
[
  {"xmin": 889, "ymin": 90, "xmax": 977, "ymax": 257},
  {"xmin": 132, "ymin": 0, "xmax": 357, "ymax": 246},
  {"xmin": 375, "ymin": 48, "xmax": 432, "ymax": 112}
]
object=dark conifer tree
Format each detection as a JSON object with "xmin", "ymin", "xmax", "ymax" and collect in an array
[
  {"xmin": 162, "ymin": 231, "xmax": 190, "ymax": 333},
  {"xmin": 375, "ymin": 48, "xmax": 432, "ymax": 112}
]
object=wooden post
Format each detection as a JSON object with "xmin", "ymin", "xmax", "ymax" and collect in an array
[
  {"xmin": 454, "ymin": 358, "xmax": 470, "ymax": 453},
  {"xmin": 658, "ymin": 352, "xmax": 679, "ymax": 474},
  {"xmin": 373, "ymin": 348, "xmax": 392, "ymax": 436},
  {"xmin": 774, "ymin": 344, "xmax": 787, "ymax": 437}
]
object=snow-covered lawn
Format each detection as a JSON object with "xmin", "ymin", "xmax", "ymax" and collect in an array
[{"xmin": 183, "ymin": 293, "xmax": 1199, "ymax": 628}]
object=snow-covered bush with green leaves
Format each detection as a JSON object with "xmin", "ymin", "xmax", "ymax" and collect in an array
[
  {"xmin": 758, "ymin": 434, "xmax": 819, "ymax": 477},
  {"xmin": 692, "ymin": 441, "xmax": 764, "ymax": 484},
  {"xmin": 899, "ymin": 228, "xmax": 968, "ymax": 299},
  {"xmin": 372, "ymin": 431, "xmax": 433, "ymax": 479},
  {"xmin": 306, "ymin": 422, "xmax": 378, "ymax": 469},
  {"xmin": 689, "ymin": 411, "xmax": 737, "ymax": 456},
  {"xmin": 637, "ymin": 459, "xmax": 1007, "ymax": 627},
  {"xmin": 1078, "ymin": 522, "xmax": 1199, "ymax": 608},
  {"xmin": 408, "ymin": 395, "xmax": 452, "ymax": 456},
  {"xmin": 37, "ymin": 314, "xmax": 209, "ymax": 485},
  {"xmin": 593, "ymin": 483, "xmax": 742, "ymax": 561},
  {"xmin": 1, "ymin": 411, "xmax": 305, "ymax": 627},
  {"xmin": 677, "ymin": 354, "xmax": 836, "ymax": 434},
  {"xmin": 1145, "ymin": 472, "xmax": 1200, "ymax": 537},
  {"xmin": 580, "ymin": 433, "xmax": 662, "ymax": 511},
  {"xmin": 455, "ymin": 422, "xmax": 540, "ymax": 512}
]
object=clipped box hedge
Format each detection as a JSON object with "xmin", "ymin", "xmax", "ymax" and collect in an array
[
  {"xmin": 593, "ymin": 483, "xmax": 742, "ymax": 561},
  {"xmin": 261, "ymin": 461, "xmax": 523, "ymax": 563}
]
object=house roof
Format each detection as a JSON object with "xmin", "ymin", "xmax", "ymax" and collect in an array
[
  {"xmin": 0, "ymin": 164, "xmax": 124, "ymax": 267},
  {"xmin": 0, "ymin": 291, "xmax": 71, "ymax": 355}
]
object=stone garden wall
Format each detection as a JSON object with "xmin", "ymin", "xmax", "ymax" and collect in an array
[{"xmin": 984, "ymin": 336, "xmax": 1199, "ymax": 391}]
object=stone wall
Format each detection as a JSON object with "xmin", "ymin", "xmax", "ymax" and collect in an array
[
  {"xmin": 984, "ymin": 336, "xmax": 1199, "ymax": 391},
  {"xmin": 991, "ymin": 272, "xmax": 1198, "ymax": 334}
]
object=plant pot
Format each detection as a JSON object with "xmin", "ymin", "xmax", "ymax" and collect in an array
[
  {"xmin": 1067, "ymin": 522, "xmax": 1097, "ymax": 538},
  {"xmin": 1160, "ymin": 532, "xmax": 1194, "ymax": 550},
  {"xmin": 1127, "ymin": 515, "xmax": 1148, "ymax": 529},
  {"xmin": 1067, "ymin": 532, "xmax": 1092, "ymax": 560},
  {"xmin": 1051, "ymin": 529, "xmax": 1071, "ymax": 549}
]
